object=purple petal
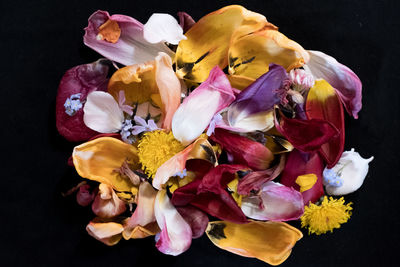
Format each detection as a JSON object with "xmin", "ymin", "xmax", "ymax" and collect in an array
[
  {"xmin": 131, "ymin": 125, "xmax": 147, "ymax": 135},
  {"xmin": 133, "ymin": 115, "xmax": 147, "ymax": 127},
  {"xmin": 177, "ymin": 12, "xmax": 196, "ymax": 33}
]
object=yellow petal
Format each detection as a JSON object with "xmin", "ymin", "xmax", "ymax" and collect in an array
[
  {"xmin": 227, "ymin": 177, "xmax": 242, "ymax": 207},
  {"xmin": 229, "ymin": 27, "xmax": 310, "ymax": 79},
  {"xmin": 295, "ymin": 174, "xmax": 318, "ymax": 192},
  {"xmin": 227, "ymin": 74, "xmax": 255, "ymax": 90},
  {"xmin": 72, "ymin": 137, "xmax": 139, "ymax": 192},
  {"xmin": 175, "ymin": 5, "xmax": 267, "ymax": 83},
  {"xmin": 123, "ymin": 222, "xmax": 160, "ymax": 239},
  {"xmin": 206, "ymin": 221, "xmax": 303, "ymax": 265}
]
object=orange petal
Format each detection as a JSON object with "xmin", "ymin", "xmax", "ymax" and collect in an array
[
  {"xmin": 72, "ymin": 137, "xmax": 139, "ymax": 192},
  {"xmin": 98, "ymin": 19, "xmax": 121, "ymax": 43},
  {"xmin": 228, "ymin": 27, "xmax": 309, "ymax": 79},
  {"xmin": 175, "ymin": 5, "xmax": 267, "ymax": 83},
  {"xmin": 86, "ymin": 219, "xmax": 124, "ymax": 246},
  {"xmin": 206, "ymin": 220, "xmax": 302, "ymax": 265}
]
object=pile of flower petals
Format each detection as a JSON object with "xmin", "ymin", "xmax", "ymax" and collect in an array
[{"xmin": 56, "ymin": 5, "xmax": 373, "ymax": 265}]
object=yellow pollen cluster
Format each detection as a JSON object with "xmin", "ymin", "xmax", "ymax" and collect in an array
[
  {"xmin": 137, "ymin": 130, "xmax": 184, "ymax": 177},
  {"xmin": 301, "ymin": 196, "xmax": 352, "ymax": 235}
]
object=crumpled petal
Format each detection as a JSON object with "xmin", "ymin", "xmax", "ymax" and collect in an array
[
  {"xmin": 177, "ymin": 12, "xmax": 195, "ymax": 33},
  {"xmin": 227, "ymin": 64, "xmax": 286, "ymax": 128},
  {"xmin": 175, "ymin": 5, "xmax": 267, "ymax": 83},
  {"xmin": 172, "ymin": 66, "xmax": 235, "ymax": 145},
  {"xmin": 280, "ymin": 149, "xmax": 324, "ymax": 204},
  {"xmin": 241, "ymin": 181, "xmax": 304, "ymax": 221},
  {"xmin": 83, "ymin": 91, "xmax": 124, "ymax": 133},
  {"xmin": 56, "ymin": 60, "xmax": 109, "ymax": 142},
  {"xmin": 86, "ymin": 219, "xmax": 124, "ymax": 246},
  {"xmin": 206, "ymin": 221, "xmax": 303, "ymax": 265},
  {"xmin": 177, "ymin": 206, "xmax": 209, "ymax": 239},
  {"xmin": 144, "ymin": 13, "xmax": 186, "ymax": 45},
  {"xmin": 154, "ymin": 190, "xmax": 192, "ymax": 256},
  {"xmin": 92, "ymin": 183, "xmax": 126, "ymax": 218},
  {"xmin": 324, "ymin": 148, "xmax": 373, "ymax": 195},
  {"xmin": 72, "ymin": 137, "xmax": 139, "ymax": 192},
  {"xmin": 303, "ymin": 50, "xmax": 362, "ymax": 119},
  {"xmin": 84, "ymin": 10, "xmax": 173, "ymax": 65},
  {"xmin": 76, "ymin": 184, "xmax": 96, "ymax": 206},
  {"xmin": 228, "ymin": 25, "xmax": 309, "ymax": 79},
  {"xmin": 210, "ymin": 129, "xmax": 274, "ymax": 170},
  {"xmin": 123, "ymin": 182, "xmax": 159, "ymax": 239},
  {"xmin": 306, "ymin": 79, "xmax": 345, "ymax": 167}
]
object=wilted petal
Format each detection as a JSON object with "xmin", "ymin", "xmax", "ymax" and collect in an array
[
  {"xmin": 304, "ymin": 50, "xmax": 362, "ymax": 119},
  {"xmin": 86, "ymin": 219, "xmax": 124, "ymax": 246},
  {"xmin": 72, "ymin": 137, "xmax": 139, "ymax": 192},
  {"xmin": 227, "ymin": 64, "xmax": 286, "ymax": 127},
  {"xmin": 241, "ymin": 181, "xmax": 304, "ymax": 221},
  {"xmin": 154, "ymin": 190, "xmax": 192, "ymax": 256},
  {"xmin": 306, "ymin": 79, "xmax": 345, "ymax": 167},
  {"xmin": 177, "ymin": 12, "xmax": 195, "ymax": 33},
  {"xmin": 324, "ymin": 148, "xmax": 373, "ymax": 195},
  {"xmin": 144, "ymin": 13, "xmax": 186, "ymax": 45},
  {"xmin": 83, "ymin": 91, "xmax": 124, "ymax": 133},
  {"xmin": 228, "ymin": 27, "xmax": 309, "ymax": 79},
  {"xmin": 76, "ymin": 184, "xmax": 95, "ymax": 206},
  {"xmin": 210, "ymin": 129, "xmax": 273, "ymax": 170},
  {"xmin": 177, "ymin": 206, "xmax": 209, "ymax": 239},
  {"xmin": 92, "ymin": 184, "xmax": 126, "ymax": 218},
  {"xmin": 206, "ymin": 221, "xmax": 303, "ymax": 265},
  {"xmin": 175, "ymin": 5, "xmax": 267, "ymax": 83},
  {"xmin": 280, "ymin": 149, "xmax": 324, "ymax": 204},
  {"xmin": 172, "ymin": 66, "xmax": 235, "ymax": 145},
  {"xmin": 84, "ymin": 10, "xmax": 173, "ymax": 65},
  {"xmin": 56, "ymin": 60, "xmax": 109, "ymax": 142}
]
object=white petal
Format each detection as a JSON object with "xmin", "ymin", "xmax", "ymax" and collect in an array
[
  {"xmin": 144, "ymin": 13, "xmax": 187, "ymax": 45},
  {"xmin": 325, "ymin": 148, "xmax": 373, "ymax": 195},
  {"xmin": 83, "ymin": 91, "xmax": 124, "ymax": 133},
  {"xmin": 230, "ymin": 110, "xmax": 274, "ymax": 132}
]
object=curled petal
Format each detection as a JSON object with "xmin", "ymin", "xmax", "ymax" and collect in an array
[
  {"xmin": 177, "ymin": 12, "xmax": 195, "ymax": 33},
  {"xmin": 241, "ymin": 181, "xmax": 304, "ymax": 221},
  {"xmin": 92, "ymin": 184, "xmax": 126, "ymax": 218},
  {"xmin": 304, "ymin": 50, "xmax": 362, "ymax": 119},
  {"xmin": 83, "ymin": 91, "xmax": 124, "ymax": 133},
  {"xmin": 172, "ymin": 66, "xmax": 235, "ymax": 145},
  {"xmin": 56, "ymin": 60, "xmax": 109, "ymax": 142},
  {"xmin": 72, "ymin": 137, "xmax": 139, "ymax": 192},
  {"xmin": 206, "ymin": 221, "xmax": 303, "ymax": 265},
  {"xmin": 84, "ymin": 10, "xmax": 173, "ymax": 65},
  {"xmin": 86, "ymin": 219, "xmax": 124, "ymax": 246},
  {"xmin": 76, "ymin": 184, "xmax": 95, "ymax": 206},
  {"xmin": 144, "ymin": 13, "xmax": 186, "ymax": 45},
  {"xmin": 324, "ymin": 148, "xmax": 373, "ymax": 195},
  {"xmin": 154, "ymin": 190, "xmax": 192, "ymax": 256},
  {"xmin": 177, "ymin": 206, "xmax": 209, "ymax": 239}
]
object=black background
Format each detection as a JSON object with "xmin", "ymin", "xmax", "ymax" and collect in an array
[{"xmin": 1, "ymin": 0, "xmax": 399, "ymax": 266}]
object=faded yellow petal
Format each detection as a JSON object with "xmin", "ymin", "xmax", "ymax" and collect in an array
[
  {"xmin": 86, "ymin": 220, "xmax": 124, "ymax": 246},
  {"xmin": 123, "ymin": 222, "xmax": 160, "ymax": 239},
  {"xmin": 72, "ymin": 137, "xmax": 139, "ymax": 192},
  {"xmin": 206, "ymin": 221, "xmax": 302, "ymax": 265},
  {"xmin": 175, "ymin": 5, "xmax": 267, "ymax": 83},
  {"xmin": 229, "ymin": 27, "xmax": 310, "ymax": 79}
]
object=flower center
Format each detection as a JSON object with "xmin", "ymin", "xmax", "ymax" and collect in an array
[{"xmin": 137, "ymin": 130, "xmax": 184, "ymax": 177}]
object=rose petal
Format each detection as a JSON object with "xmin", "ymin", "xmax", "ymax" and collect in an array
[
  {"xmin": 144, "ymin": 13, "xmax": 186, "ymax": 45},
  {"xmin": 177, "ymin": 12, "xmax": 195, "ymax": 33},
  {"xmin": 177, "ymin": 206, "xmax": 209, "ymax": 239},
  {"xmin": 92, "ymin": 183, "xmax": 126, "ymax": 218}
]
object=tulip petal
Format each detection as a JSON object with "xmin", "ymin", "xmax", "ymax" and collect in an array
[
  {"xmin": 144, "ymin": 13, "xmax": 186, "ymax": 45},
  {"xmin": 206, "ymin": 221, "xmax": 303, "ymax": 265},
  {"xmin": 175, "ymin": 5, "xmax": 267, "ymax": 83},
  {"xmin": 83, "ymin": 91, "xmax": 124, "ymax": 133},
  {"xmin": 177, "ymin": 12, "xmax": 195, "ymax": 33},
  {"xmin": 154, "ymin": 190, "xmax": 192, "ymax": 256},
  {"xmin": 172, "ymin": 66, "xmax": 235, "ymax": 145},
  {"xmin": 241, "ymin": 181, "xmax": 304, "ymax": 221},
  {"xmin": 154, "ymin": 52, "xmax": 182, "ymax": 130},
  {"xmin": 210, "ymin": 129, "xmax": 274, "ymax": 170},
  {"xmin": 92, "ymin": 184, "xmax": 127, "ymax": 218},
  {"xmin": 177, "ymin": 206, "xmax": 209, "ymax": 239},
  {"xmin": 86, "ymin": 219, "xmax": 124, "ymax": 246},
  {"xmin": 304, "ymin": 50, "xmax": 362, "ymax": 119},
  {"xmin": 84, "ymin": 10, "xmax": 173, "ymax": 65},
  {"xmin": 227, "ymin": 64, "xmax": 286, "ymax": 127},
  {"xmin": 72, "ymin": 137, "xmax": 139, "ymax": 192},
  {"xmin": 280, "ymin": 149, "xmax": 324, "ymax": 204},
  {"xmin": 228, "ymin": 26, "xmax": 309, "ymax": 79},
  {"xmin": 55, "ymin": 60, "xmax": 109, "ymax": 142},
  {"xmin": 306, "ymin": 79, "xmax": 345, "ymax": 167}
]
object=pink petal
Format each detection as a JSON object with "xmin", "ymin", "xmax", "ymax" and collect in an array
[
  {"xmin": 241, "ymin": 181, "xmax": 304, "ymax": 221},
  {"xmin": 55, "ymin": 60, "xmax": 109, "ymax": 142},
  {"xmin": 76, "ymin": 184, "xmax": 95, "ymax": 206},
  {"xmin": 92, "ymin": 184, "xmax": 126, "ymax": 218},
  {"xmin": 154, "ymin": 190, "xmax": 192, "ymax": 256},
  {"xmin": 84, "ymin": 10, "xmax": 173, "ymax": 65},
  {"xmin": 177, "ymin": 12, "xmax": 195, "ymax": 33},
  {"xmin": 176, "ymin": 206, "xmax": 209, "ymax": 239}
]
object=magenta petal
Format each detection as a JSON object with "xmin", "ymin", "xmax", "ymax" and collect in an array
[
  {"xmin": 241, "ymin": 181, "xmax": 304, "ymax": 221},
  {"xmin": 84, "ymin": 10, "xmax": 173, "ymax": 66},
  {"xmin": 177, "ymin": 206, "xmax": 209, "ymax": 239},
  {"xmin": 177, "ymin": 12, "xmax": 195, "ymax": 33},
  {"xmin": 56, "ymin": 60, "xmax": 109, "ymax": 142},
  {"xmin": 280, "ymin": 149, "xmax": 324, "ymax": 204}
]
